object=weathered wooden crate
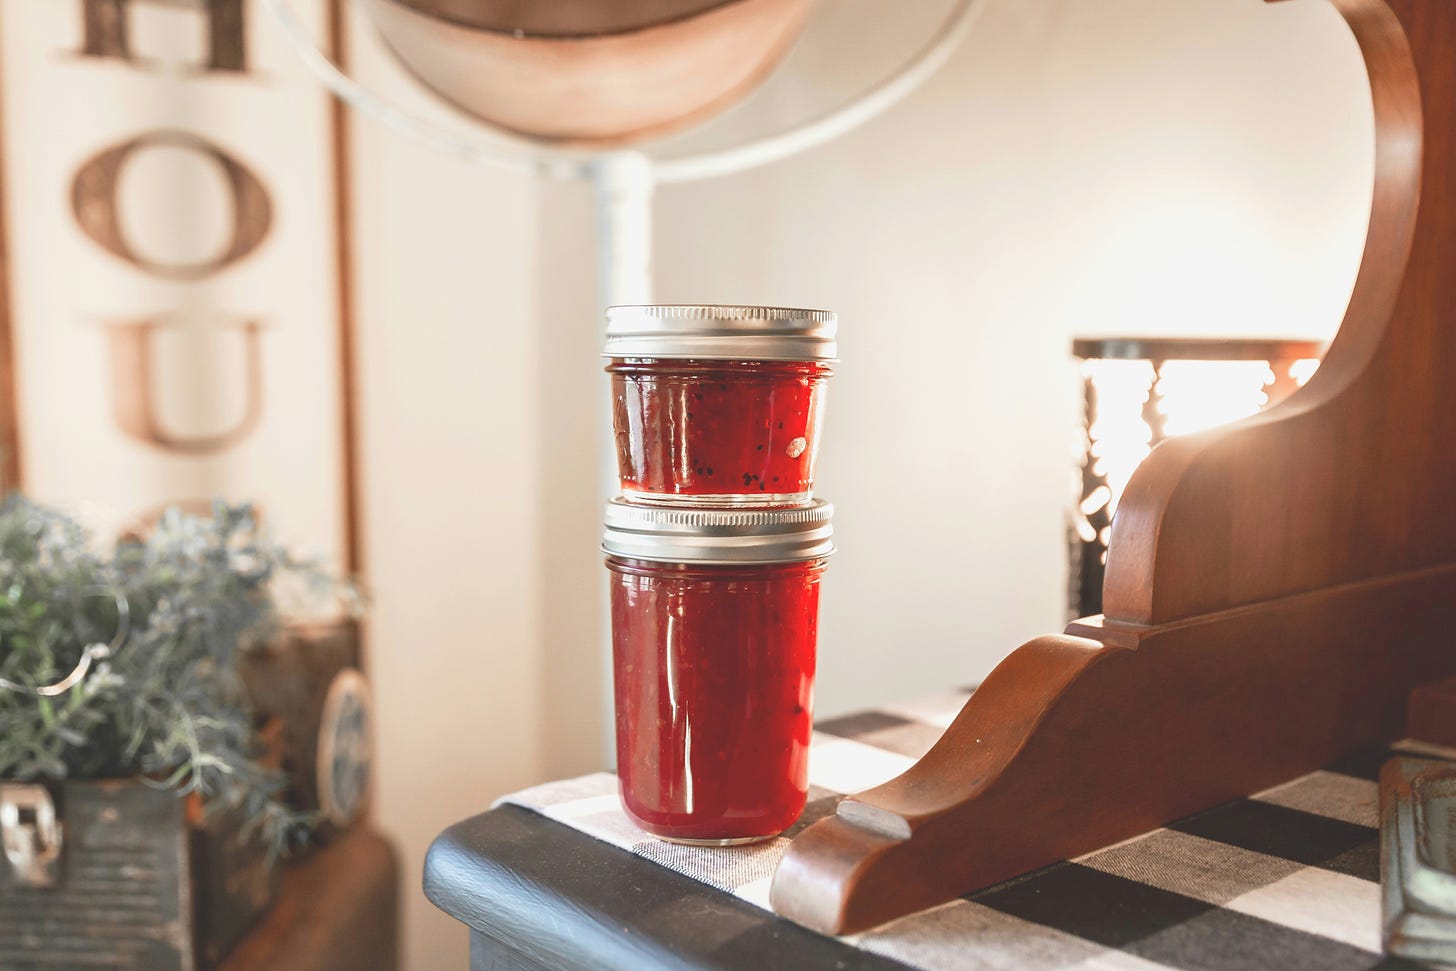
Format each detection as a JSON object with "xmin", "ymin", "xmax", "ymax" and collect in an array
[
  {"xmin": 0, "ymin": 780, "xmax": 276, "ymax": 971},
  {"xmin": 240, "ymin": 620, "xmax": 373, "ymax": 834}
]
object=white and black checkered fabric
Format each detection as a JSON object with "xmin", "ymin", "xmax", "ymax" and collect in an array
[{"xmin": 500, "ymin": 689, "xmax": 1450, "ymax": 970}]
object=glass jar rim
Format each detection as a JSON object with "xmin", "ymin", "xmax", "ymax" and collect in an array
[
  {"xmin": 603, "ymin": 304, "xmax": 838, "ymax": 363},
  {"xmin": 602, "ymin": 498, "xmax": 835, "ymax": 565},
  {"xmin": 605, "ymin": 358, "xmax": 834, "ymax": 372},
  {"xmin": 605, "ymin": 555, "xmax": 830, "ymax": 577}
]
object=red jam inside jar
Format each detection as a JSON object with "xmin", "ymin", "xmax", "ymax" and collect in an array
[
  {"xmin": 609, "ymin": 359, "xmax": 832, "ymax": 506},
  {"xmin": 607, "ymin": 554, "xmax": 828, "ymax": 844}
]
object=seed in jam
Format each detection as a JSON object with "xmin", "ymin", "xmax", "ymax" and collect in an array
[
  {"xmin": 607, "ymin": 360, "xmax": 831, "ymax": 503},
  {"xmin": 608, "ymin": 557, "xmax": 826, "ymax": 843}
]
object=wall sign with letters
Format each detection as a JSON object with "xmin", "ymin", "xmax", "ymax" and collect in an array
[{"xmin": 0, "ymin": 0, "xmax": 358, "ymax": 570}]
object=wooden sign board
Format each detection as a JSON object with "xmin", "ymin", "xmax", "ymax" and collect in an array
[{"xmin": 0, "ymin": 0, "xmax": 358, "ymax": 573}]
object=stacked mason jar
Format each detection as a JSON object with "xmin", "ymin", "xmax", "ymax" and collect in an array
[{"xmin": 602, "ymin": 305, "xmax": 838, "ymax": 846}]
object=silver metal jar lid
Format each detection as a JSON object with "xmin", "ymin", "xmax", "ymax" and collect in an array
[
  {"xmin": 603, "ymin": 305, "xmax": 838, "ymax": 362},
  {"xmin": 602, "ymin": 498, "xmax": 835, "ymax": 565}
]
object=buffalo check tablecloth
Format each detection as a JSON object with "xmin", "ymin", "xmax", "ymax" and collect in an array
[{"xmin": 499, "ymin": 688, "xmax": 1450, "ymax": 971}]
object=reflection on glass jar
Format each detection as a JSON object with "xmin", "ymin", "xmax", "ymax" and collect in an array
[
  {"xmin": 602, "ymin": 499, "xmax": 834, "ymax": 845},
  {"xmin": 603, "ymin": 305, "xmax": 837, "ymax": 508},
  {"xmin": 608, "ymin": 359, "xmax": 831, "ymax": 507}
]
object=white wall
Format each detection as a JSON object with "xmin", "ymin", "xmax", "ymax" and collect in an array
[
  {"xmin": 351, "ymin": 1, "xmax": 1373, "ymax": 967},
  {"xmin": 346, "ymin": 9, "xmax": 546, "ymax": 968},
  {"xmin": 645, "ymin": 0, "xmax": 1372, "ymax": 716}
]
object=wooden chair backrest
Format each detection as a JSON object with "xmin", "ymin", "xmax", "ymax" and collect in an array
[
  {"xmin": 1107, "ymin": 0, "xmax": 1454, "ymax": 626},
  {"xmin": 772, "ymin": 0, "xmax": 1456, "ymax": 935}
]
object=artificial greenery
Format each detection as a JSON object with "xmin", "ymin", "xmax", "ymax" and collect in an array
[{"xmin": 0, "ymin": 496, "xmax": 340, "ymax": 851}]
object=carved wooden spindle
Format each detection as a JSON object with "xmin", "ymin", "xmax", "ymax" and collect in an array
[{"xmin": 771, "ymin": 0, "xmax": 1456, "ymax": 935}]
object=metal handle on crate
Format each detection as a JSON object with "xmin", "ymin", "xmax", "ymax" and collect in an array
[
  {"xmin": 1, "ymin": 784, "xmax": 62, "ymax": 887},
  {"xmin": 0, "ymin": 587, "xmax": 129, "ymax": 698}
]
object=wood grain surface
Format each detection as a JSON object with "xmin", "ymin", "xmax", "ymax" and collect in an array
[
  {"xmin": 362, "ymin": 0, "xmax": 813, "ymax": 144},
  {"xmin": 1408, "ymin": 677, "xmax": 1456, "ymax": 748},
  {"xmin": 771, "ymin": 0, "xmax": 1456, "ymax": 935},
  {"xmin": 219, "ymin": 828, "xmax": 399, "ymax": 971},
  {"xmin": 385, "ymin": 0, "xmax": 732, "ymax": 36},
  {"xmin": 0, "ymin": 782, "xmax": 193, "ymax": 970}
]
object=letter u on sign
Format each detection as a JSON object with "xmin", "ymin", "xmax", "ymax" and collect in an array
[{"xmin": 105, "ymin": 316, "xmax": 264, "ymax": 455}]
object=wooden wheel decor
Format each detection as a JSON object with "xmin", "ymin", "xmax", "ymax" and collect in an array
[{"xmin": 771, "ymin": 0, "xmax": 1456, "ymax": 935}]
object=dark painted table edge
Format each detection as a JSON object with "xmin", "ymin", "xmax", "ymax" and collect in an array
[{"xmin": 424, "ymin": 804, "xmax": 912, "ymax": 971}]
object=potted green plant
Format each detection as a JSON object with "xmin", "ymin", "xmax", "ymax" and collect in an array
[{"xmin": 0, "ymin": 497, "xmax": 347, "ymax": 970}]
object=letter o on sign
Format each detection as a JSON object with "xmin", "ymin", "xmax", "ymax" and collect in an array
[{"xmin": 71, "ymin": 130, "xmax": 271, "ymax": 280}]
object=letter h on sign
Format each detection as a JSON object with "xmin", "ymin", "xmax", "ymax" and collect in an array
[{"xmin": 76, "ymin": 0, "xmax": 247, "ymax": 75}]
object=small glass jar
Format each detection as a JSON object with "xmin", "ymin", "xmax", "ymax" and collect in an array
[
  {"xmin": 604, "ymin": 305, "xmax": 837, "ymax": 507},
  {"xmin": 603, "ymin": 499, "xmax": 834, "ymax": 845}
]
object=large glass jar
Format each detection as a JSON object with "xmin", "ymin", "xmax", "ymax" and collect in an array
[
  {"xmin": 602, "ymin": 499, "xmax": 834, "ymax": 845},
  {"xmin": 605, "ymin": 305, "xmax": 837, "ymax": 507}
]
